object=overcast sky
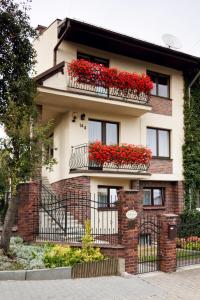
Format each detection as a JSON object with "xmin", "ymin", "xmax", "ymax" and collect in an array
[
  {"xmin": 1, "ymin": 0, "xmax": 200, "ymax": 138},
  {"xmin": 30, "ymin": 0, "xmax": 200, "ymax": 56}
]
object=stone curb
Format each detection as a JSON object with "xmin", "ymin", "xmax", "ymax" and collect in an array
[{"xmin": 0, "ymin": 267, "xmax": 72, "ymax": 281}]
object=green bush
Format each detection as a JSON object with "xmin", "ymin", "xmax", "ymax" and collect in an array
[
  {"xmin": 9, "ymin": 237, "xmax": 47, "ymax": 270},
  {"xmin": 44, "ymin": 221, "xmax": 104, "ymax": 268},
  {"xmin": 184, "ymin": 242, "xmax": 200, "ymax": 251},
  {"xmin": 178, "ymin": 210, "xmax": 200, "ymax": 237}
]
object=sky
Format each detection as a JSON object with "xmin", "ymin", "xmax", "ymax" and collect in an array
[
  {"xmin": 1, "ymin": 0, "xmax": 200, "ymax": 138},
  {"xmin": 29, "ymin": 0, "xmax": 200, "ymax": 57}
]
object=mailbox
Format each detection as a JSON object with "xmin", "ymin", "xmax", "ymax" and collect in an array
[{"xmin": 168, "ymin": 224, "xmax": 177, "ymax": 239}]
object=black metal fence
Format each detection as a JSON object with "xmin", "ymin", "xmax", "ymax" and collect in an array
[
  {"xmin": 69, "ymin": 144, "xmax": 149, "ymax": 173},
  {"xmin": 138, "ymin": 213, "xmax": 161, "ymax": 274},
  {"xmin": 176, "ymin": 220, "xmax": 200, "ymax": 267},
  {"xmin": 36, "ymin": 185, "xmax": 119, "ymax": 245},
  {"xmin": 67, "ymin": 71, "xmax": 150, "ymax": 105}
]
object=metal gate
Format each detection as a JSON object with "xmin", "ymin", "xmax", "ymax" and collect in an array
[
  {"xmin": 176, "ymin": 220, "xmax": 200, "ymax": 267},
  {"xmin": 138, "ymin": 213, "xmax": 161, "ymax": 274},
  {"xmin": 36, "ymin": 184, "xmax": 119, "ymax": 245}
]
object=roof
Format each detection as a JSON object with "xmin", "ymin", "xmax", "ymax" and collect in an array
[
  {"xmin": 34, "ymin": 61, "xmax": 65, "ymax": 84},
  {"xmin": 58, "ymin": 18, "xmax": 200, "ymax": 71}
]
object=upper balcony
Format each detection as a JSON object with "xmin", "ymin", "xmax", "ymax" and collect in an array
[{"xmin": 36, "ymin": 60, "xmax": 153, "ymax": 118}]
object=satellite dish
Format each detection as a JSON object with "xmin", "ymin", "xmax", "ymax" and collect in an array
[{"xmin": 162, "ymin": 34, "xmax": 182, "ymax": 50}]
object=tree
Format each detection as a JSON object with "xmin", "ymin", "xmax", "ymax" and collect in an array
[{"xmin": 0, "ymin": 0, "xmax": 55, "ymax": 253}]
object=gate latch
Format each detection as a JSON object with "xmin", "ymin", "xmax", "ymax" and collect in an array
[{"xmin": 168, "ymin": 224, "xmax": 177, "ymax": 239}]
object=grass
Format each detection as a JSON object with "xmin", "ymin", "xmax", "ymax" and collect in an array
[{"xmin": 138, "ymin": 245, "xmax": 200, "ymax": 262}]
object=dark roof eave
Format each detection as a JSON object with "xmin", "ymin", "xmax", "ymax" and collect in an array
[
  {"xmin": 34, "ymin": 61, "xmax": 65, "ymax": 84},
  {"xmin": 58, "ymin": 18, "xmax": 200, "ymax": 71}
]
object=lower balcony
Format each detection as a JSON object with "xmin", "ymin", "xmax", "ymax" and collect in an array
[{"xmin": 69, "ymin": 144, "xmax": 150, "ymax": 175}]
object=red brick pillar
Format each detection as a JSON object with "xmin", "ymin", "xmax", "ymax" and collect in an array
[
  {"xmin": 17, "ymin": 182, "xmax": 39, "ymax": 242},
  {"xmin": 159, "ymin": 214, "xmax": 178, "ymax": 272},
  {"xmin": 117, "ymin": 189, "xmax": 142, "ymax": 274}
]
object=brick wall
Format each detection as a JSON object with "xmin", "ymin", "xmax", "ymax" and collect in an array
[
  {"xmin": 52, "ymin": 176, "xmax": 90, "ymax": 196},
  {"xmin": 139, "ymin": 180, "xmax": 184, "ymax": 215},
  {"xmin": 149, "ymin": 159, "xmax": 173, "ymax": 174},
  {"xmin": 149, "ymin": 96, "xmax": 172, "ymax": 116},
  {"xmin": 159, "ymin": 214, "xmax": 178, "ymax": 272},
  {"xmin": 17, "ymin": 182, "xmax": 39, "ymax": 241},
  {"xmin": 51, "ymin": 176, "xmax": 91, "ymax": 225}
]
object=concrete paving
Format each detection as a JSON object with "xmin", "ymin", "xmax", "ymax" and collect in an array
[{"xmin": 0, "ymin": 266, "xmax": 200, "ymax": 300}]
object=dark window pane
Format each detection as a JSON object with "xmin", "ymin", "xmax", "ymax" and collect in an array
[
  {"xmin": 143, "ymin": 189, "xmax": 151, "ymax": 205},
  {"xmin": 158, "ymin": 75, "xmax": 169, "ymax": 98},
  {"xmin": 149, "ymin": 73, "xmax": 157, "ymax": 95},
  {"xmin": 98, "ymin": 188, "xmax": 108, "ymax": 207},
  {"xmin": 77, "ymin": 52, "xmax": 109, "ymax": 67},
  {"xmin": 77, "ymin": 53, "xmax": 91, "ymax": 61},
  {"xmin": 147, "ymin": 128, "xmax": 157, "ymax": 156},
  {"xmin": 89, "ymin": 120, "xmax": 102, "ymax": 143},
  {"xmin": 106, "ymin": 123, "xmax": 118, "ymax": 145},
  {"xmin": 153, "ymin": 189, "xmax": 162, "ymax": 205},
  {"xmin": 147, "ymin": 71, "xmax": 169, "ymax": 97},
  {"xmin": 158, "ymin": 130, "xmax": 169, "ymax": 157}
]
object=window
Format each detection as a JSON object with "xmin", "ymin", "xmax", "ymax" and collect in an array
[
  {"xmin": 98, "ymin": 186, "xmax": 121, "ymax": 208},
  {"xmin": 143, "ymin": 188, "xmax": 164, "ymax": 206},
  {"xmin": 77, "ymin": 53, "xmax": 109, "ymax": 96},
  {"xmin": 89, "ymin": 120, "xmax": 119, "ymax": 145},
  {"xmin": 147, "ymin": 71, "xmax": 170, "ymax": 98},
  {"xmin": 147, "ymin": 128, "xmax": 170, "ymax": 158},
  {"xmin": 77, "ymin": 52, "xmax": 109, "ymax": 67}
]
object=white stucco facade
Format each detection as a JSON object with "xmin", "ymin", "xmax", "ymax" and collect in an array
[{"xmin": 34, "ymin": 19, "xmax": 185, "ymax": 195}]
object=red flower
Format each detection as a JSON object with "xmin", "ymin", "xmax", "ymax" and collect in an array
[
  {"xmin": 68, "ymin": 59, "xmax": 153, "ymax": 95},
  {"xmin": 88, "ymin": 142, "xmax": 152, "ymax": 166}
]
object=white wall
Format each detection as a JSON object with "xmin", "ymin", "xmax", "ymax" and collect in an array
[
  {"xmin": 38, "ymin": 24, "xmax": 184, "ymax": 183},
  {"xmin": 33, "ymin": 20, "xmax": 59, "ymax": 75},
  {"xmin": 42, "ymin": 111, "xmax": 70, "ymax": 183}
]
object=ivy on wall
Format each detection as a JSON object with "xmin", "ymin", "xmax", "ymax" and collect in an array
[{"xmin": 183, "ymin": 73, "xmax": 200, "ymax": 210}]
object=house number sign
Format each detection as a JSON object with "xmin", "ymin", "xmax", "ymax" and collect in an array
[{"xmin": 126, "ymin": 209, "xmax": 137, "ymax": 220}]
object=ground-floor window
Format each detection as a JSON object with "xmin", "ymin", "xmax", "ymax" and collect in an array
[
  {"xmin": 143, "ymin": 187, "xmax": 164, "ymax": 206},
  {"xmin": 97, "ymin": 186, "xmax": 121, "ymax": 208}
]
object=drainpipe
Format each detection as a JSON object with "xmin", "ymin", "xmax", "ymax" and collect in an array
[{"xmin": 53, "ymin": 19, "xmax": 71, "ymax": 66}]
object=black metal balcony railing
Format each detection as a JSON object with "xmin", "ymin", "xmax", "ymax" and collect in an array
[
  {"xmin": 69, "ymin": 144, "xmax": 149, "ymax": 173},
  {"xmin": 67, "ymin": 70, "xmax": 150, "ymax": 105}
]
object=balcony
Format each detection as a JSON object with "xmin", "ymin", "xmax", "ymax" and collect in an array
[
  {"xmin": 36, "ymin": 60, "xmax": 153, "ymax": 118},
  {"xmin": 69, "ymin": 144, "xmax": 150, "ymax": 175},
  {"xmin": 67, "ymin": 69, "xmax": 150, "ymax": 106},
  {"xmin": 66, "ymin": 59, "xmax": 153, "ymax": 106}
]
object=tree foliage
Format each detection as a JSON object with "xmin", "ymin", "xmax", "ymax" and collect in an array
[
  {"xmin": 0, "ymin": 0, "xmax": 55, "ymax": 252},
  {"xmin": 0, "ymin": 0, "xmax": 55, "ymax": 193}
]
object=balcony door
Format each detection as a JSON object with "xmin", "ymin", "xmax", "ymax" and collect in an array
[
  {"xmin": 88, "ymin": 120, "xmax": 119, "ymax": 145},
  {"xmin": 88, "ymin": 120, "xmax": 119, "ymax": 169},
  {"xmin": 77, "ymin": 52, "xmax": 109, "ymax": 97}
]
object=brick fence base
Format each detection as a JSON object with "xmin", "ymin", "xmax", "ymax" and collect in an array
[{"xmin": 17, "ymin": 182, "xmax": 39, "ymax": 242}]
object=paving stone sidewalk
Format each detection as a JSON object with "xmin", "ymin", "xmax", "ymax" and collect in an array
[{"xmin": 0, "ymin": 267, "xmax": 200, "ymax": 300}]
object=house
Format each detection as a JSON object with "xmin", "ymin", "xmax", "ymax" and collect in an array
[{"xmin": 33, "ymin": 18, "xmax": 200, "ymax": 221}]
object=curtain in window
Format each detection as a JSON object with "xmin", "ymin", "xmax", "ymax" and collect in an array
[{"xmin": 88, "ymin": 120, "xmax": 102, "ymax": 143}]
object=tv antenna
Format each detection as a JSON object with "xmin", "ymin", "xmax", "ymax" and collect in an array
[{"xmin": 162, "ymin": 34, "xmax": 182, "ymax": 50}]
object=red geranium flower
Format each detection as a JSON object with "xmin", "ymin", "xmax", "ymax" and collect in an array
[
  {"xmin": 88, "ymin": 142, "xmax": 152, "ymax": 166},
  {"xmin": 68, "ymin": 59, "xmax": 153, "ymax": 95}
]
